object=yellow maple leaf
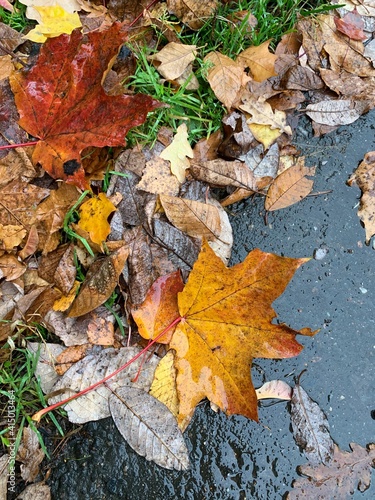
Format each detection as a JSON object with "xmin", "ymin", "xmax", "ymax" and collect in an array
[
  {"xmin": 77, "ymin": 192, "xmax": 116, "ymax": 248},
  {"xmin": 24, "ymin": 5, "xmax": 82, "ymax": 43},
  {"xmin": 160, "ymin": 123, "xmax": 194, "ymax": 183}
]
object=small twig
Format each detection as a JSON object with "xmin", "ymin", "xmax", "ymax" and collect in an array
[
  {"xmin": 0, "ymin": 41, "xmax": 27, "ymax": 67},
  {"xmin": 128, "ymin": 0, "xmax": 160, "ymax": 28},
  {"xmin": 307, "ymin": 189, "xmax": 332, "ymax": 197}
]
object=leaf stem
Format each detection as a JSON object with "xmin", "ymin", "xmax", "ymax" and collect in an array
[
  {"xmin": 128, "ymin": 0, "xmax": 160, "ymax": 28},
  {"xmin": 0, "ymin": 141, "xmax": 39, "ymax": 150},
  {"xmin": 32, "ymin": 315, "xmax": 182, "ymax": 422}
]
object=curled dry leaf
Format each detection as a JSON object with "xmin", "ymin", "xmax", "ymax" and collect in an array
[
  {"xmin": 148, "ymin": 42, "xmax": 197, "ymax": 80},
  {"xmin": 167, "ymin": 0, "xmax": 218, "ymax": 29},
  {"xmin": 239, "ymin": 95, "xmax": 292, "ymax": 135},
  {"xmin": 348, "ymin": 150, "xmax": 375, "ymax": 244},
  {"xmin": 291, "ymin": 384, "xmax": 334, "ymax": 466},
  {"xmin": 48, "ymin": 346, "xmax": 159, "ymax": 423},
  {"xmin": 160, "ymin": 123, "xmax": 194, "ymax": 183},
  {"xmin": 265, "ymin": 160, "xmax": 316, "ymax": 211},
  {"xmin": 16, "ymin": 427, "xmax": 45, "ymax": 483},
  {"xmin": 288, "ymin": 443, "xmax": 375, "ymax": 499},
  {"xmin": 255, "ymin": 380, "xmax": 292, "ymax": 400},
  {"xmin": 109, "ymin": 386, "xmax": 190, "ymax": 470},
  {"xmin": 69, "ymin": 245, "xmax": 129, "ymax": 317},
  {"xmin": 160, "ymin": 194, "xmax": 222, "ymax": 241}
]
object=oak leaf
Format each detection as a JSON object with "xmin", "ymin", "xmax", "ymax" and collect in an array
[
  {"xmin": 137, "ymin": 241, "xmax": 314, "ymax": 428},
  {"xmin": 160, "ymin": 123, "xmax": 194, "ymax": 183},
  {"xmin": 10, "ymin": 23, "xmax": 160, "ymax": 189},
  {"xmin": 149, "ymin": 42, "xmax": 197, "ymax": 80},
  {"xmin": 236, "ymin": 40, "xmax": 278, "ymax": 82}
]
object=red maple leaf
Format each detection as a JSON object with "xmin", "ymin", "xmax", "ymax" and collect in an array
[{"xmin": 10, "ymin": 23, "xmax": 160, "ymax": 189}]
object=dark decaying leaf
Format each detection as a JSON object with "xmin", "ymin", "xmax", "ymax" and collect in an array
[
  {"xmin": 48, "ymin": 346, "xmax": 159, "ymax": 424},
  {"xmin": 38, "ymin": 243, "xmax": 76, "ymax": 295},
  {"xmin": 291, "ymin": 384, "xmax": 334, "ymax": 465},
  {"xmin": 109, "ymin": 386, "xmax": 190, "ymax": 471},
  {"xmin": 69, "ymin": 246, "xmax": 129, "ymax": 317},
  {"xmin": 288, "ymin": 443, "xmax": 375, "ymax": 499}
]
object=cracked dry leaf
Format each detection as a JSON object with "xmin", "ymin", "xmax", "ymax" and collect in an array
[
  {"xmin": 236, "ymin": 40, "xmax": 278, "ymax": 82},
  {"xmin": 348, "ymin": 151, "xmax": 375, "ymax": 244},
  {"xmin": 48, "ymin": 346, "xmax": 159, "ymax": 423},
  {"xmin": 110, "ymin": 386, "xmax": 189, "ymax": 470},
  {"xmin": 149, "ymin": 42, "xmax": 197, "ymax": 80},
  {"xmin": 77, "ymin": 192, "xmax": 116, "ymax": 248},
  {"xmin": 204, "ymin": 51, "xmax": 251, "ymax": 110},
  {"xmin": 160, "ymin": 194, "xmax": 222, "ymax": 241},
  {"xmin": 265, "ymin": 159, "xmax": 316, "ymax": 211},
  {"xmin": 167, "ymin": 0, "xmax": 218, "ymax": 29},
  {"xmin": 160, "ymin": 123, "xmax": 194, "ymax": 183},
  {"xmin": 288, "ymin": 443, "xmax": 375, "ymax": 499},
  {"xmin": 69, "ymin": 245, "xmax": 129, "ymax": 317}
]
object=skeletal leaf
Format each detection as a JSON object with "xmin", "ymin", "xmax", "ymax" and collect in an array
[
  {"xmin": 265, "ymin": 160, "xmax": 316, "ymax": 211},
  {"xmin": 49, "ymin": 346, "xmax": 159, "ymax": 423},
  {"xmin": 68, "ymin": 246, "xmax": 129, "ymax": 317},
  {"xmin": 291, "ymin": 384, "xmax": 334, "ymax": 465},
  {"xmin": 109, "ymin": 386, "xmax": 190, "ymax": 470}
]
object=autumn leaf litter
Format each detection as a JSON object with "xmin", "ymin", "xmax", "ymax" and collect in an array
[{"xmin": 1, "ymin": 0, "xmax": 375, "ymax": 497}]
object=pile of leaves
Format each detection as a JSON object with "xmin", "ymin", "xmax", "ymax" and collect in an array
[{"xmin": 1, "ymin": 0, "xmax": 375, "ymax": 498}]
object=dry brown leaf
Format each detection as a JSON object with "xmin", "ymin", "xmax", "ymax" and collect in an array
[
  {"xmin": 38, "ymin": 243, "xmax": 76, "ymax": 295},
  {"xmin": 236, "ymin": 40, "xmax": 278, "ymax": 82},
  {"xmin": 348, "ymin": 151, "xmax": 375, "ymax": 244},
  {"xmin": 69, "ymin": 245, "xmax": 129, "ymax": 317},
  {"xmin": 320, "ymin": 69, "xmax": 375, "ymax": 101},
  {"xmin": 0, "ymin": 254, "xmax": 26, "ymax": 280},
  {"xmin": 149, "ymin": 42, "xmax": 197, "ymax": 80},
  {"xmin": 19, "ymin": 226, "xmax": 39, "ymax": 261},
  {"xmin": 288, "ymin": 443, "xmax": 375, "ymax": 499},
  {"xmin": 239, "ymin": 94, "xmax": 292, "ymax": 135},
  {"xmin": 305, "ymin": 100, "xmax": 364, "ymax": 126},
  {"xmin": 279, "ymin": 65, "xmax": 324, "ymax": 91},
  {"xmin": 16, "ymin": 427, "xmax": 45, "ymax": 483},
  {"xmin": 137, "ymin": 157, "xmax": 180, "ymax": 196},
  {"xmin": 193, "ymin": 130, "xmax": 223, "ymax": 162},
  {"xmin": 159, "ymin": 123, "xmax": 194, "ymax": 183},
  {"xmin": 52, "ymin": 280, "xmax": 80, "ymax": 312},
  {"xmin": 55, "ymin": 344, "xmax": 92, "ymax": 375},
  {"xmin": 265, "ymin": 159, "xmax": 316, "ymax": 211},
  {"xmin": 0, "ymin": 148, "xmax": 37, "ymax": 187},
  {"xmin": 204, "ymin": 51, "xmax": 251, "ymax": 109},
  {"xmin": 28, "ymin": 342, "xmax": 65, "ymax": 394},
  {"xmin": 189, "ymin": 159, "xmax": 256, "ymax": 191},
  {"xmin": 0, "ymin": 224, "xmax": 26, "ymax": 251},
  {"xmin": 167, "ymin": 0, "xmax": 218, "ymax": 29},
  {"xmin": 160, "ymin": 194, "xmax": 222, "ymax": 241},
  {"xmin": 86, "ymin": 314, "xmax": 115, "ymax": 346},
  {"xmin": 15, "ymin": 482, "xmax": 51, "ymax": 500},
  {"xmin": 0, "ymin": 55, "xmax": 13, "ymax": 80}
]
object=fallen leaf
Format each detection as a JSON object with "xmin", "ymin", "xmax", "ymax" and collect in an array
[
  {"xmin": 69, "ymin": 245, "xmax": 129, "ymax": 317},
  {"xmin": 279, "ymin": 65, "xmax": 324, "ymax": 91},
  {"xmin": 109, "ymin": 386, "xmax": 189, "ymax": 470},
  {"xmin": 265, "ymin": 159, "xmax": 316, "ymax": 211},
  {"xmin": 10, "ymin": 23, "xmax": 160, "ymax": 189},
  {"xmin": 348, "ymin": 150, "xmax": 375, "ymax": 244},
  {"xmin": 28, "ymin": 341, "xmax": 65, "ymax": 394},
  {"xmin": 0, "ymin": 224, "xmax": 26, "ymax": 251},
  {"xmin": 204, "ymin": 51, "xmax": 251, "ymax": 109},
  {"xmin": 24, "ymin": 5, "xmax": 82, "ymax": 43},
  {"xmin": 14, "ymin": 482, "xmax": 51, "ymax": 500},
  {"xmin": 0, "ymin": 0, "xmax": 13, "ymax": 12},
  {"xmin": 255, "ymin": 380, "xmax": 292, "ymax": 400},
  {"xmin": 305, "ymin": 100, "xmax": 363, "ymax": 126},
  {"xmin": 0, "ymin": 254, "xmax": 26, "ymax": 280},
  {"xmin": 48, "ymin": 346, "xmax": 159, "ymax": 423},
  {"xmin": 239, "ymin": 142, "xmax": 279, "ymax": 187},
  {"xmin": 291, "ymin": 384, "xmax": 334, "ymax": 465},
  {"xmin": 334, "ymin": 10, "xmax": 367, "ymax": 41},
  {"xmin": 248, "ymin": 123, "xmax": 282, "ymax": 149},
  {"xmin": 149, "ymin": 42, "xmax": 197, "ymax": 80},
  {"xmin": 236, "ymin": 40, "xmax": 278, "ymax": 82},
  {"xmin": 189, "ymin": 158, "xmax": 256, "ymax": 191},
  {"xmin": 0, "ymin": 55, "xmax": 13, "ymax": 81},
  {"xmin": 52, "ymin": 280, "xmax": 80, "ymax": 311},
  {"xmin": 167, "ymin": 0, "xmax": 218, "ymax": 29},
  {"xmin": 288, "ymin": 443, "xmax": 375, "ymax": 499},
  {"xmin": 86, "ymin": 314, "xmax": 115, "ymax": 346},
  {"xmin": 55, "ymin": 343, "xmax": 92, "ymax": 375},
  {"xmin": 239, "ymin": 95, "xmax": 292, "ymax": 135},
  {"xmin": 160, "ymin": 194, "xmax": 222, "ymax": 241},
  {"xmin": 132, "ymin": 271, "xmax": 184, "ymax": 344},
  {"xmin": 19, "ymin": 225, "xmax": 39, "ymax": 261},
  {"xmin": 38, "ymin": 243, "xmax": 76, "ymax": 295},
  {"xmin": 151, "ymin": 241, "xmax": 313, "ymax": 428},
  {"xmin": 77, "ymin": 193, "xmax": 116, "ymax": 249},
  {"xmin": 16, "ymin": 427, "xmax": 45, "ymax": 483},
  {"xmin": 149, "ymin": 350, "xmax": 179, "ymax": 419},
  {"xmin": 137, "ymin": 157, "xmax": 180, "ymax": 196},
  {"xmin": 159, "ymin": 123, "xmax": 194, "ymax": 183}
]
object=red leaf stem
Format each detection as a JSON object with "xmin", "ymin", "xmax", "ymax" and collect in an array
[{"xmin": 0, "ymin": 141, "xmax": 39, "ymax": 150}]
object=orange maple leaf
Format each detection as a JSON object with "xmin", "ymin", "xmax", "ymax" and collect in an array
[
  {"xmin": 135, "ymin": 241, "xmax": 316, "ymax": 428},
  {"xmin": 9, "ymin": 23, "xmax": 160, "ymax": 190}
]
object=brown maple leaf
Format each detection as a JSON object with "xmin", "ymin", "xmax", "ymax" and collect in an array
[
  {"xmin": 134, "ymin": 241, "xmax": 315, "ymax": 428},
  {"xmin": 9, "ymin": 23, "xmax": 160, "ymax": 190}
]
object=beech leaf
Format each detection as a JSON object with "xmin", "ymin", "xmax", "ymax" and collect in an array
[
  {"xmin": 48, "ymin": 346, "xmax": 159, "ymax": 423},
  {"xmin": 109, "ymin": 386, "xmax": 189, "ymax": 470},
  {"xmin": 288, "ymin": 443, "xmax": 375, "ymax": 499},
  {"xmin": 291, "ymin": 384, "xmax": 334, "ymax": 466},
  {"xmin": 10, "ymin": 23, "xmax": 160, "ymax": 189}
]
